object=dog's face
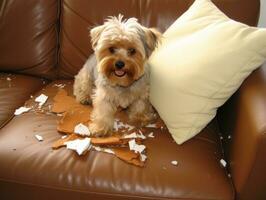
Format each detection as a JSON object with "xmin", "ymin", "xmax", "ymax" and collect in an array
[{"xmin": 90, "ymin": 15, "xmax": 161, "ymax": 87}]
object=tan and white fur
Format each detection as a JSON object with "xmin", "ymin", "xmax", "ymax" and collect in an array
[{"xmin": 73, "ymin": 15, "xmax": 161, "ymax": 136}]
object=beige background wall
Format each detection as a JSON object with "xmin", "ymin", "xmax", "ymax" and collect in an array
[{"xmin": 259, "ymin": 0, "xmax": 266, "ymax": 27}]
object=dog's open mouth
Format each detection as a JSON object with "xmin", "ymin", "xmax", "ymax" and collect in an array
[{"xmin": 114, "ymin": 70, "xmax": 126, "ymax": 77}]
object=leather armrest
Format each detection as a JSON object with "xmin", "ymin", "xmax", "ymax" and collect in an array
[{"xmin": 228, "ymin": 62, "xmax": 266, "ymax": 200}]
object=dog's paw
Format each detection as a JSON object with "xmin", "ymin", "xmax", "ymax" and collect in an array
[{"xmin": 89, "ymin": 122, "xmax": 112, "ymax": 137}]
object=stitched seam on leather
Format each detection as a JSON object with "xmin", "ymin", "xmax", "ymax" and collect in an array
[
  {"xmin": 55, "ymin": 0, "xmax": 61, "ymax": 80},
  {"xmin": 0, "ymin": 115, "xmax": 14, "ymax": 130},
  {"xmin": 0, "ymin": 178, "xmax": 229, "ymax": 200}
]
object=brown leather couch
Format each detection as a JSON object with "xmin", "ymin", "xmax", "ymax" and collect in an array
[{"xmin": 0, "ymin": 0, "xmax": 265, "ymax": 199}]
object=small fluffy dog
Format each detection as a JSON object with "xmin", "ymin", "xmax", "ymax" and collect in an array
[{"xmin": 73, "ymin": 15, "xmax": 161, "ymax": 136}]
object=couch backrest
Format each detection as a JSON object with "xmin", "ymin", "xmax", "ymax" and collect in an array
[
  {"xmin": 0, "ymin": 0, "xmax": 261, "ymax": 79},
  {"xmin": 0, "ymin": 0, "xmax": 59, "ymax": 79},
  {"xmin": 58, "ymin": 0, "xmax": 260, "ymax": 79}
]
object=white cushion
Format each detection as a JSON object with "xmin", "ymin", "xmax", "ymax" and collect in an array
[{"xmin": 149, "ymin": 0, "xmax": 266, "ymax": 144}]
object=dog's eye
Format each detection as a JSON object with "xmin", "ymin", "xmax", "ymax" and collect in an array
[
  {"xmin": 109, "ymin": 47, "xmax": 116, "ymax": 54},
  {"xmin": 128, "ymin": 48, "xmax": 136, "ymax": 56}
]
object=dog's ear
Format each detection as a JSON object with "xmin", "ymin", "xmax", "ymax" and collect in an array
[
  {"xmin": 90, "ymin": 25, "xmax": 105, "ymax": 50},
  {"xmin": 144, "ymin": 28, "xmax": 162, "ymax": 57}
]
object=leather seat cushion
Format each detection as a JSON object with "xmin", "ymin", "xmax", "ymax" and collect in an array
[
  {"xmin": 0, "ymin": 73, "xmax": 45, "ymax": 128},
  {"xmin": 0, "ymin": 80, "xmax": 234, "ymax": 200}
]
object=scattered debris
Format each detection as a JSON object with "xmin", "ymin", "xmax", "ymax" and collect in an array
[
  {"xmin": 148, "ymin": 132, "xmax": 154, "ymax": 138},
  {"xmin": 57, "ymin": 106, "xmax": 91, "ymax": 134},
  {"xmin": 228, "ymin": 135, "xmax": 231, "ymax": 139},
  {"xmin": 53, "ymin": 83, "xmax": 66, "ymax": 89},
  {"xmin": 138, "ymin": 130, "xmax": 146, "ymax": 139},
  {"xmin": 123, "ymin": 132, "xmax": 147, "ymax": 140},
  {"xmin": 14, "ymin": 107, "xmax": 31, "ymax": 115},
  {"xmin": 171, "ymin": 160, "xmax": 178, "ymax": 166},
  {"xmin": 92, "ymin": 146, "xmax": 115, "ymax": 154},
  {"xmin": 6, "ymin": 77, "xmax": 11, "ymax": 81},
  {"xmin": 146, "ymin": 123, "xmax": 157, "ymax": 128},
  {"xmin": 49, "ymin": 89, "xmax": 164, "ymax": 167},
  {"xmin": 124, "ymin": 132, "xmax": 138, "ymax": 139},
  {"xmin": 52, "ymin": 89, "xmax": 90, "ymax": 114},
  {"xmin": 113, "ymin": 147, "xmax": 144, "ymax": 167},
  {"xmin": 52, "ymin": 134, "xmax": 80, "ymax": 149},
  {"xmin": 53, "ymin": 133, "xmax": 133, "ymax": 149},
  {"xmin": 113, "ymin": 119, "xmax": 134, "ymax": 131},
  {"xmin": 103, "ymin": 148, "xmax": 115, "ymax": 154},
  {"xmin": 35, "ymin": 134, "xmax": 43, "ymax": 141},
  {"xmin": 91, "ymin": 136, "xmax": 128, "ymax": 145},
  {"xmin": 220, "ymin": 159, "xmax": 227, "ymax": 167},
  {"xmin": 220, "ymin": 136, "xmax": 223, "ymax": 140},
  {"xmin": 92, "ymin": 146, "xmax": 102, "ymax": 152},
  {"xmin": 128, "ymin": 139, "xmax": 146, "ymax": 154},
  {"xmin": 74, "ymin": 123, "xmax": 90, "ymax": 136},
  {"xmin": 35, "ymin": 94, "xmax": 48, "ymax": 107},
  {"xmin": 64, "ymin": 138, "xmax": 91, "ymax": 155},
  {"xmin": 140, "ymin": 154, "xmax": 147, "ymax": 162}
]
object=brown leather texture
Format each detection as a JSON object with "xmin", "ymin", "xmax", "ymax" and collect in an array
[
  {"xmin": 0, "ymin": 81, "xmax": 234, "ymax": 200},
  {"xmin": 0, "ymin": 0, "xmax": 59, "ymax": 79},
  {"xmin": 0, "ymin": 73, "xmax": 45, "ymax": 128},
  {"xmin": 218, "ymin": 63, "xmax": 266, "ymax": 200},
  {"xmin": 0, "ymin": 0, "xmax": 264, "ymax": 199},
  {"xmin": 58, "ymin": 0, "xmax": 260, "ymax": 79}
]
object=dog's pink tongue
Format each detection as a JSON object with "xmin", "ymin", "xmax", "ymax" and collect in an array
[{"xmin": 115, "ymin": 70, "xmax": 125, "ymax": 76}]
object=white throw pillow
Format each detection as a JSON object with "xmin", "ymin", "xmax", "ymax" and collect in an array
[{"xmin": 149, "ymin": 0, "xmax": 266, "ymax": 144}]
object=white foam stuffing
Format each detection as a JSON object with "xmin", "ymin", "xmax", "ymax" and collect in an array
[
  {"xmin": 113, "ymin": 119, "xmax": 135, "ymax": 131},
  {"xmin": 171, "ymin": 160, "xmax": 178, "ymax": 166},
  {"xmin": 128, "ymin": 139, "xmax": 146, "ymax": 154},
  {"xmin": 61, "ymin": 135, "xmax": 67, "ymax": 139},
  {"xmin": 124, "ymin": 132, "xmax": 147, "ymax": 139},
  {"xmin": 137, "ymin": 130, "xmax": 146, "ymax": 139},
  {"xmin": 220, "ymin": 159, "xmax": 227, "ymax": 167},
  {"xmin": 148, "ymin": 132, "xmax": 155, "ymax": 138},
  {"xmin": 35, "ymin": 94, "xmax": 48, "ymax": 107},
  {"xmin": 35, "ymin": 134, "xmax": 43, "ymax": 141},
  {"xmin": 14, "ymin": 107, "xmax": 31, "ymax": 115},
  {"xmin": 92, "ymin": 146, "xmax": 114, "ymax": 154},
  {"xmin": 93, "ymin": 146, "xmax": 102, "ymax": 151},
  {"xmin": 140, "ymin": 154, "xmax": 147, "ymax": 162},
  {"xmin": 54, "ymin": 83, "xmax": 65, "ymax": 89},
  {"xmin": 74, "ymin": 123, "xmax": 90, "ymax": 136},
  {"xmin": 124, "ymin": 132, "xmax": 138, "ymax": 139},
  {"xmin": 103, "ymin": 148, "xmax": 115, "ymax": 154},
  {"xmin": 64, "ymin": 138, "xmax": 91, "ymax": 155},
  {"xmin": 146, "ymin": 123, "xmax": 157, "ymax": 128}
]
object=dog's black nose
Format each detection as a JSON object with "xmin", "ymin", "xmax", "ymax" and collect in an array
[{"xmin": 115, "ymin": 60, "xmax": 125, "ymax": 69}]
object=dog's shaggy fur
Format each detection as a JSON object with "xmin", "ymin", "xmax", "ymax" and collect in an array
[{"xmin": 73, "ymin": 15, "xmax": 161, "ymax": 136}]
